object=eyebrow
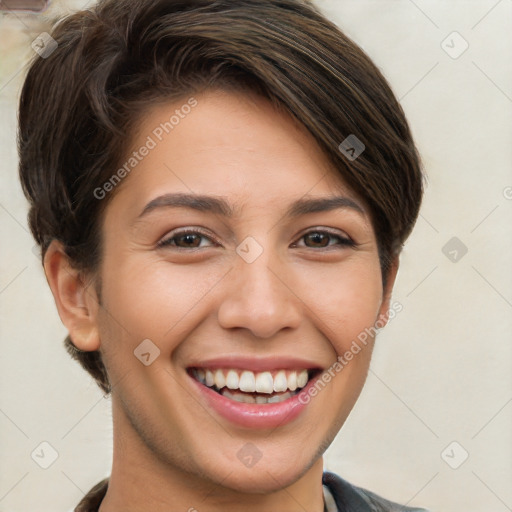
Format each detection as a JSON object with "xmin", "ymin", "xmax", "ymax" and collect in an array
[{"xmin": 137, "ymin": 192, "xmax": 366, "ymax": 220}]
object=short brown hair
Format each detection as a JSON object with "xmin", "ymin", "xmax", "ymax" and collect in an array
[{"xmin": 18, "ymin": 0, "xmax": 424, "ymax": 394}]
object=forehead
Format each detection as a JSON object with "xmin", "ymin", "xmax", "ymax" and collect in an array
[{"xmin": 108, "ymin": 88, "xmax": 366, "ymax": 219}]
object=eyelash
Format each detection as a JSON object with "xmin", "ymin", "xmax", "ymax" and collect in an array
[{"xmin": 156, "ymin": 228, "xmax": 356, "ymax": 251}]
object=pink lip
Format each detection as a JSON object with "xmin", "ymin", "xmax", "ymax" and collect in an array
[
  {"xmin": 187, "ymin": 355, "xmax": 324, "ymax": 372},
  {"xmin": 187, "ymin": 369, "xmax": 322, "ymax": 429}
]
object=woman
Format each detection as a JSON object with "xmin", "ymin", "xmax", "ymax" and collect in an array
[{"xmin": 18, "ymin": 0, "xmax": 427, "ymax": 510}]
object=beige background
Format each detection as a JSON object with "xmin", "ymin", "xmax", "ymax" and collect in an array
[{"xmin": 1, "ymin": 1, "xmax": 511, "ymax": 511}]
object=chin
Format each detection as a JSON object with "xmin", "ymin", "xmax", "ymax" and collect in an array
[
  {"xmin": 206, "ymin": 448, "xmax": 317, "ymax": 495},
  {"xmin": 220, "ymin": 466, "xmax": 307, "ymax": 495}
]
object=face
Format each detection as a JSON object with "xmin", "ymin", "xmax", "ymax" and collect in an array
[{"xmin": 93, "ymin": 89, "xmax": 392, "ymax": 493}]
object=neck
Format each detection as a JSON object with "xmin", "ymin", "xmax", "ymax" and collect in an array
[{"xmin": 99, "ymin": 399, "xmax": 326, "ymax": 512}]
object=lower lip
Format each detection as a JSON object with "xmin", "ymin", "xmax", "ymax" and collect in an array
[{"xmin": 188, "ymin": 371, "xmax": 320, "ymax": 429}]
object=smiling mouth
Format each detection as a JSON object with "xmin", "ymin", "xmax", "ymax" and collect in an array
[{"xmin": 188, "ymin": 367, "xmax": 321, "ymax": 404}]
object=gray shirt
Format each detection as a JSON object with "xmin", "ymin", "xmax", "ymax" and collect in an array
[{"xmin": 322, "ymin": 471, "xmax": 430, "ymax": 511}]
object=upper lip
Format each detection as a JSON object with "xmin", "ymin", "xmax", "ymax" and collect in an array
[{"xmin": 186, "ymin": 356, "xmax": 325, "ymax": 373}]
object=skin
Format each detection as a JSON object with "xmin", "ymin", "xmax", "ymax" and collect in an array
[{"xmin": 45, "ymin": 89, "xmax": 398, "ymax": 512}]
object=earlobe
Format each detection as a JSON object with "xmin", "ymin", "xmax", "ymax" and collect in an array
[
  {"xmin": 376, "ymin": 256, "xmax": 400, "ymax": 328},
  {"xmin": 43, "ymin": 240, "xmax": 101, "ymax": 352}
]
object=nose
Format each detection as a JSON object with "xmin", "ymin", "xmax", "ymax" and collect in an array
[{"xmin": 217, "ymin": 246, "xmax": 302, "ymax": 339}]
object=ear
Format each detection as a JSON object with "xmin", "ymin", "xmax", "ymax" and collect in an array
[
  {"xmin": 376, "ymin": 255, "xmax": 400, "ymax": 328},
  {"xmin": 43, "ymin": 240, "xmax": 101, "ymax": 351}
]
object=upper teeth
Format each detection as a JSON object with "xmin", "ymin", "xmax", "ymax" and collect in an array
[{"xmin": 193, "ymin": 368, "xmax": 309, "ymax": 394}]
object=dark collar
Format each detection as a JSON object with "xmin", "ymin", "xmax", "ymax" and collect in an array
[{"xmin": 75, "ymin": 471, "xmax": 427, "ymax": 512}]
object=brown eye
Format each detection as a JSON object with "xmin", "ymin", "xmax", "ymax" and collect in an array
[
  {"xmin": 295, "ymin": 230, "xmax": 356, "ymax": 249},
  {"xmin": 173, "ymin": 233, "xmax": 202, "ymax": 248},
  {"xmin": 157, "ymin": 229, "xmax": 216, "ymax": 249},
  {"xmin": 304, "ymin": 232, "xmax": 330, "ymax": 248}
]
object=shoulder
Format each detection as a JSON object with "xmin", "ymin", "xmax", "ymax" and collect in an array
[
  {"xmin": 322, "ymin": 471, "xmax": 431, "ymax": 512},
  {"xmin": 74, "ymin": 477, "xmax": 109, "ymax": 512}
]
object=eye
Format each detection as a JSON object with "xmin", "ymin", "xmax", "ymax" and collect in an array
[
  {"xmin": 157, "ymin": 228, "xmax": 356, "ymax": 251},
  {"xmin": 157, "ymin": 228, "xmax": 218, "ymax": 249},
  {"xmin": 292, "ymin": 229, "xmax": 356, "ymax": 250}
]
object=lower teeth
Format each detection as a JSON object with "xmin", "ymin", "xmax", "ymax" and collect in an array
[{"xmin": 220, "ymin": 388, "xmax": 295, "ymax": 404}]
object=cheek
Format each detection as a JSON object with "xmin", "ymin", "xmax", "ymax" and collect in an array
[
  {"xmin": 98, "ymin": 255, "xmax": 226, "ymax": 347},
  {"xmin": 98, "ymin": 239, "xmax": 383, "ymax": 360},
  {"xmin": 295, "ymin": 254, "xmax": 383, "ymax": 352}
]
